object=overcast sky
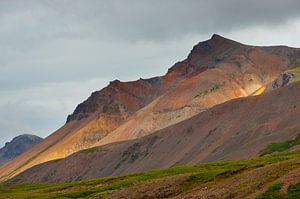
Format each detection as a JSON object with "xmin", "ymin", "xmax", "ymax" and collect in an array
[{"xmin": 1, "ymin": 0, "xmax": 300, "ymax": 146}]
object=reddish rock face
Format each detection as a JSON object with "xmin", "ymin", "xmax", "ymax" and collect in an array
[
  {"xmin": 1, "ymin": 34, "xmax": 300, "ymax": 182},
  {"xmin": 66, "ymin": 77, "xmax": 163, "ymax": 123}
]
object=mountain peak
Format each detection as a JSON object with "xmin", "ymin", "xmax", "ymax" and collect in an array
[
  {"xmin": 191, "ymin": 34, "xmax": 241, "ymax": 54},
  {"xmin": 10, "ymin": 134, "xmax": 42, "ymax": 141},
  {"xmin": 208, "ymin": 34, "xmax": 241, "ymax": 45},
  {"xmin": 211, "ymin": 33, "xmax": 224, "ymax": 40},
  {"xmin": 185, "ymin": 34, "xmax": 243, "ymax": 68}
]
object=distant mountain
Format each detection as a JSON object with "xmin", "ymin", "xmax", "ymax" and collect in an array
[
  {"xmin": 0, "ymin": 134, "xmax": 43, "ymax": 165},
  {"xmin": 1, "ymin": 34, "xmax": 300, "ymax": 182}
]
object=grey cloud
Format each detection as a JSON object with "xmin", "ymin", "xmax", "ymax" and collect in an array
[
  {"xmin": 0, "ymin": 78, "xmax": 110, "ymax": 146},
  {"xmin": 45, "ymin": 0, "xmax": 300, "ymax": 41},
  {"xmin": 1, "ymin": 0, "xmax": 300, "ymax": 43},
  {"xmin": 1, "ymin": 0, "xmax": 300, "ymax": 145}
]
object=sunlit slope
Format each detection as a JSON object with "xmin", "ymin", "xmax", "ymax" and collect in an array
[
  {"xmin": 92, "ymin": 37, "xmax": 300, "ymax": 147},
  {"xmin": 251, "ymin": 66, "xmax": 300, "ymax": 96},
  {"xmin": 251, "ymin": 86, "xmax": 266, "ymax": 96}
]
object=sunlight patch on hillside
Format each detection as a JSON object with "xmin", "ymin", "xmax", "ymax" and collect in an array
[{"xmin": 251, "ymin": 86, "xmax": 266, "ymax": 96}]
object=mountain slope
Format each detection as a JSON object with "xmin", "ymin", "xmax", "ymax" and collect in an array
[
  {"xmin": 1, "ymin": 34, "xmax": 299, "ymax": 182},
  {"xmin": 92, "ymin": 35, "xmax": 300, "ymax": 147},
  {"xmin": 0, "ymin": 134, "xmax": 43, "ymax": 165},
  {"xmin": 10, "ymin": 80, "xmax": 300, "ymax": 183}
]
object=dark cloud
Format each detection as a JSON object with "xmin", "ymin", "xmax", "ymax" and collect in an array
[{"xmin": 1, "ymin": 0, "xmax": 300, "ymax": 146}]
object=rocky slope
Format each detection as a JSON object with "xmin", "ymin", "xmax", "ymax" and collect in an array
[
  {"xmin": 9, "ymin": 81, "xmax": 300, "ymax": 183},
  {"xmin": 0, "ymin": 134, "xmax": 43, "ymax": 165},
  {"xmin": 266, "ymin": 67, "xmax": 300, "ymax": 92},
  {"xmin": 1, "ymin": 34, "xmax": 299, "ymax": 182}
]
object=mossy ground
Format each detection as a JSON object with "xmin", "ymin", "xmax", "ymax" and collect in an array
[
  {"xmin": 194, "ymin": 83, "xmax": 222, "ymax": 98},
  {"xmin": 260, "ymin": 134, "xmax": 300, "ymax": 156},
  {"xmin": 288, "ymin": 66, "xmax": 300, "ymax": 84},
  {"xmin": 0, "ymin": 151, "xmax": 300, "ymax": 199},
  {"xmin": 79, "ymin": 147, "xmax": 97, "ymax": 154},
  {"xmin": 256, "ymin": 182, "xmax": 300, "ymax": 199}
]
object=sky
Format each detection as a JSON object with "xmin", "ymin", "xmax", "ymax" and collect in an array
[{"xmin": 1, "ymin": 0, "xmax": 300, "ymax": 146}]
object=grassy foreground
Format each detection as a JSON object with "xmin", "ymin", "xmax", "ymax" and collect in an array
[
  {"xmin": 256, "ymin": 181, "xmax": 300, "ymax": 199},
  {"xmin": 0, "ymin": 151, "xmax": 300, "ymax": 199}
]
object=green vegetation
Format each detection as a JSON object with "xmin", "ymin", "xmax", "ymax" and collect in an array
[
  {"xmin": 256, "ymin": 181, "xmax": 284, "ymax": 199},
  {"xmin": 0, "ymin": 151, "xmax": 300, "ymax": 199},
  {"xmin": 194, "ymin": 83, "xmax": 222, "ymax": 98},
  {"xmin": 79, "ymin": 147, "xmax": 97, "ymax": 154},
  {"xmin": 287, "ymin": 66, "xmax": 300, "ymax": 84},
  {"xmin": 260, "ymin": 134, "xmax": 300, "ymax": 156},
  {"xmin": 256, "ymin": 182, "xmax": 300, "ymax": 199},
  {"xmin": 287, "ymin": 66, "xmax": 300, "ymax": 73},
  {"xmin": 287, "ymin": 183, "xmax": 300, "ymax": 198}
]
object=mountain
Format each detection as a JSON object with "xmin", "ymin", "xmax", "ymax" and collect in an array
[
  {"xmin": 0, "ymin": 134, "xmax": 43, "ymax": 165},
  {"xmin": 9, "ymin": 80, "xmax": 300, "ymax": 183},
  {"xmin": 1, "ymin": 34, "xmax": 300, "ymax": 182}
]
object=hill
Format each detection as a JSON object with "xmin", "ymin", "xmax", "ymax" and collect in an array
[
  {"xmin": 9, "ymin": 80, "xmax": 300, "ymax": 183},
  {"xmin": 1, "ymin": 34, "xmax": 299, "ymax": 182}
]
